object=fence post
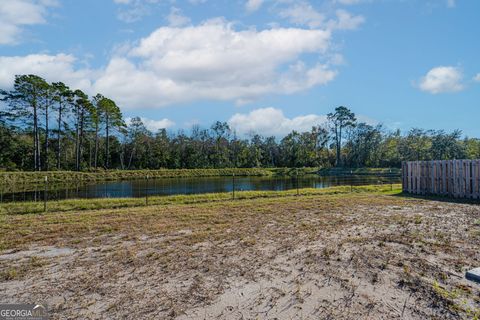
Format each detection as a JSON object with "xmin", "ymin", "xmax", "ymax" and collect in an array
[
  {"xmin": 44, "ymin": 176, "xmax": 48, "ymax": 212},
  {"xmin": 350, "ymin": 172, "xmax": 353, "ymax": 192},
  {"xmin": 232, "ymin": 173, "xmax": 235, "ymax": 200},
  {"xmin": 296, "ymin": 169, "xmax": 299, "ymax": 196},
  {"xmin": 145, "ymin": 175, "xmax": 149, "ymax": 205}
]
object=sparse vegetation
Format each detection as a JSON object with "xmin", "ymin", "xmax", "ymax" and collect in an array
[
  {"xmin": 1, "ymin": 189, "xmax": 479, "ymax": 319},
  {"xmin": 319, "ymin": 167, "xmax": 401, "ymax": 176},
  {"xmin": 0, "ymin": 184, "xmax": 401, "ymax": 215}
]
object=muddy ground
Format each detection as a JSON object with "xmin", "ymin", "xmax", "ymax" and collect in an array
[{"xmin": 1, "ymin": 193, "xmax": 480, "ymax": 319}]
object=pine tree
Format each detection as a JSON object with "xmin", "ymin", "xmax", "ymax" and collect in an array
[
  {"xmin": 97, "ymin": 97, "xmax": 125, "ymax": 169},
  {"xmin": 1, "ymin": 75, "xmax": 49, "ymax": 171},
  {"xmin": 52, "ymin": 82, "xmax": 73, "ymax": 170}
]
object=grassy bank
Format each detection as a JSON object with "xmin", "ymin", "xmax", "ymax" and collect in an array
[
  {"xmin": 0, "ymin": 184, "xmax": 401, "ymax": 215},
  {"xmin": 0, "ymin": 167, "xmax": 322, "ymax": 186},
  {"xmin": 267, "ymin": 167, "xmax": 320, "ymax": 176},
  {"xmin": 0, "ymin": 167, "xmax": 402, "ymax": 186},
  {"xmin": 0, "ymin": 168, "xmax": 273, "ymax": 191},
  {"xmin": 319, "ymin": 167, "xmax": 401, "ymax": 176}
]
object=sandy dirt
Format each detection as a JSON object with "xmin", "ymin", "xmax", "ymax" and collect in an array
[{"xmin": 1, "ymin": 193, "xmax": 480, "ymax": 319}]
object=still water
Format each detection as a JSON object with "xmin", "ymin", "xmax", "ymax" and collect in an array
[{"xmin": 1, "ymin": 175, "xmax": 400, "ymax": 203}]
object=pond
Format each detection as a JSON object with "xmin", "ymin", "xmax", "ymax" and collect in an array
[{"xmin": 0, "ymin": 174, "xmax": 401, "ymax": 203}]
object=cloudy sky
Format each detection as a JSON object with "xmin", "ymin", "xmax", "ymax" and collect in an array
[{"xmin": 0, "ymin": 0, "xmax": 479, "ymax": 136}]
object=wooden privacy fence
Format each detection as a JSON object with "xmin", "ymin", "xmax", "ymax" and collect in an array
[{"xmin": 402, "ymin": 160, "xmax": 480, "ymax": 199}]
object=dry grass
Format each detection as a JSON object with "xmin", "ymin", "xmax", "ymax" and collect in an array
[
  {"xmin": 0, "ymin": 184, "xmax": 400, "ymax": 215},
  {"xmin": 0, "ymin": 191, "xmax": 479, "ymax": 319}
]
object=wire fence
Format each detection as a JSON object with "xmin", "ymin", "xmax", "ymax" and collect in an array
[{"xmin": 0, "ymin": 173, "xmax": 402, "ymax": 210}]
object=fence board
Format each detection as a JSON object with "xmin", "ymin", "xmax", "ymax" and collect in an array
[
  {"xmin": 474, "ymin": 161, "xmax": 477, "ymax": 198},
  {"xmin": 402, "ymin": 160, "xmax": 480, "ymax": 199}
]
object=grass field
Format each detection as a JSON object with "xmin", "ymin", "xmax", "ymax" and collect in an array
[
  {"xmin": 0, "ymin": 184, "xmax": 400, "ymax": 215},
  {"xmin": 318, "ymin": 167, "xmax": 401, "ymax": 176},
  {"xmin": 1, "ymin": 186, "xmax": 479, "ymax": 319}
]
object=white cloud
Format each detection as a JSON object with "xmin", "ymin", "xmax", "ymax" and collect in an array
[
  {"xmin": 228, "ymin": 107, "xmax": 327, "ymax": 136},
  {"xmin": 418, "ymin": 66, "xmax": 464, "ymax": 94},
  {"xmin": 117, "ymin": 6, "xmax": 148, "ymax": 23},
  {"xmin": 279, "ymin": 2, "xmax": 325, "ymax": 28},
  {"xmin": 0, "ymin": 54, "xmax": 94, "ymax": 92},
  {"xmin": 0, "ymin": 0, "xmax": 57, "ymax": 45},
  {"xmin": 114, "ymin": 0, "xmax": 161, "ymax": 23},
  {"xmin": 189, "ymin": 0, "xmax": 207, "ymax": 4},
  {"xmin": 336, "ymin": 0, "xmax": 362, "ymax": 4},
  {"xmin": 126, "ymin": 117, "xmax": 175, "ymax": 132},
  {"xmin": 184, "ymin": 119, "xmax": 200, "ymax": 128},
  {"xmin": 356, "ymin": 114, "xmax": 378, "ymax": 126},
  {"xmin": 329, "ymin": 9, "xmax": 365, "ymax": 30},
  {"xmin": 278, "ymin": 61, "xmax": 337, "ymax": 93},
  {"xmin": 279, "ymin": 2, "xmax": 364, "ymax": 30},
  {"xmin": 447, "ymin": 0, "xmax": 456, "ymax": 8},
  {"xmin": 95, "ymin": 20, "xmax": 335, "ymax": 108},
  {"xmin": 0, "ymin": 49, "xmax": 336, "ymax": 110},
  {"xmin": 245, "ymin": 0, "xmax": 263, "ymax": 13},
  {"xmin": 474, "ymin": 73, "xmax": 480, "ymax": 82},
  {"xmin": 329, "ymin": 53, "xmax": 345, "ymax": 65},
  {"xmin": 0, "ymin": 20, "xmax": 341, "ymax": 109},
  {"xmin": 166, "ymin": 7, "xmax": 191, "ymax": 27},
  {"xmin": 335, "ymin": 0, "xmax": 374, "ymax": 5}
]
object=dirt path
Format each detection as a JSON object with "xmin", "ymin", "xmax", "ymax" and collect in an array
[{"xmin": 1, "ymin": 194, "xmax": 479, "ymax": 319}]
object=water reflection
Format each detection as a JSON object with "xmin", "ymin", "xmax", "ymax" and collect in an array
[{"xmin": 1, "ymin": 175, "xmax": 400, "ymax": 203}]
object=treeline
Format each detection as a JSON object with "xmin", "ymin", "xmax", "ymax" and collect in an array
[{"xmin": 1, "ymin": 74, "xmax": 480, "ymax": 171}]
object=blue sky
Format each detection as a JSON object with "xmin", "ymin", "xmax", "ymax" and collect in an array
[{"xmin": 0, "ymin": 0, "xmax": 479, "ymax": 137}]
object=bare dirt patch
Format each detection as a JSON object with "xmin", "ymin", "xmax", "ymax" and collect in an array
[{"xmin": 1, "ymin": 194, "xmax": 480, "ymax": 319}]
